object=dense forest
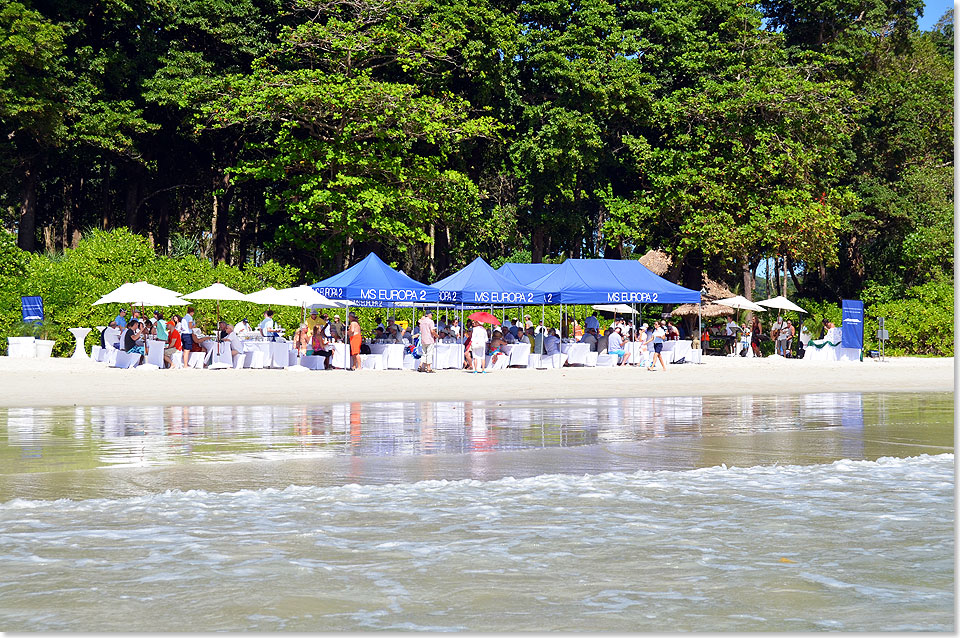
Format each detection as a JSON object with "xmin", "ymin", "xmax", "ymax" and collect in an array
[{"xmin": 0, "ymin": 0, "xmax": 953, "ymax": 307}]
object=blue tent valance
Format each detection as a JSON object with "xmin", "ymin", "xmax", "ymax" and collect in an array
[
  {"xmin": 527, "ymin": 259, "xmax": 701, "ymax": 304},
  {"xmin": 311, "ymin": 253, "xmax": 439, "ymax": 304},
  {"xmin": 432, "ymin": 257, "xmax": 558, "ymax": 305}
]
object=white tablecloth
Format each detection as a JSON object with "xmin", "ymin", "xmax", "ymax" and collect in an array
[
  {"xmin": 369, "ymin": 343, "xmax": 405, "ymax": 369},
  {"xmin": 661, "ymin": 340, "xmax": 700, "ymax": 363},
  {"xmin": 434, "ymin": 343, "xmax": 465, "ymax": 369},
  {"xmin": 243, "ymin": 340, "xmax": 291, "ymax": 368}
]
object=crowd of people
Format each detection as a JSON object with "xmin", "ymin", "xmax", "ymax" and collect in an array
[
  {"xmin": 98, "ymin": 305, "xmax": 810, "ymax": 371},
  {"xmin": 698, "ymin": 314, "xmax": 816, "ymax": 358}
]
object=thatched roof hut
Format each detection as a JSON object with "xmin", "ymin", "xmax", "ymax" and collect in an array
[
  {"xmin": 637, "ymin": 249, "xmax": 672, "ymax": 276},
  {"xmin": 671, "ymin": 274, "xmax": 737, "ymax": 318}
]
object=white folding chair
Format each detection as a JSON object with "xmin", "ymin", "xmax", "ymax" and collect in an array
[
  {"xmin": 595, "ymin": 350, "xmax": 617, "ymax": 367},
  {"xmin": 244, "ymin": 350, "xmax": 266, "ymax": 369},
  {"xmin": 112, "ymin": 350, "xmax": 141, "ymax": 368},
  {"xmin": 542, "ymin": 353, "xmax": 566, "ymax": 368},
  {"xmin": 584, "ymin": 351, "xmax": 599, "ymax": 367},
  {"xmin": 301, "ymin": 355, "xmax": 324, "ymax": 370},
  {"xmin": 169, "ymin": 352, "xmax": 184, "ymax": 369},
  {"xmin": 103, "ymin": 346, "xmax": 119, "ymax": 366},
  {"xmin": 360, "ymin": 354, "xmax": 384, "ymax": 370},
  {"xmin": 188, "ymin": 351, "xmax": 206, "ymax": 368},
  {"xmin": 508, "ymin": 344, "xmax": 530, "ymax": 368},
  {"xmin": 210, "ymin": 347, "xmax": 233, "ymax": 367},
  {"xmin": 232, "ymin": 353, "xmax": 245, "ymax": 369},
  {"xmin": 91, "ymin": 345, "xmax": 102, "ymax": 362},
  {"xmin": 145, "ymin": 344, "xmax": 164, "ymax": 368}
]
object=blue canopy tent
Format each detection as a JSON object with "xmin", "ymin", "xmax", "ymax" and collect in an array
[
  {"xmin": 433, "ymin": 257, "xmax": 558, "ymax": 305},
  {"xmin": 527, "ymin": 259, "xmax": 701, "ymax": 304},
  {"xmin": 312, "ymin": 252, "xmax": 439, "ymax": 304},
  {"xmin": 524, "ymin": 259, "xmax": 702, "ymax": 340},
  {"xmin": 496, "ymin": 263, "xmax": 559, "ymax": 286},
  {"xmin": 311, "ymin": 253, "xmax": 440, "ymax": 369}
]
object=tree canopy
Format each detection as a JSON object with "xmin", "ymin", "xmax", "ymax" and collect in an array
[{"xmin": 0, "ymin": 0, "xmax": 952, "ymax": 306}]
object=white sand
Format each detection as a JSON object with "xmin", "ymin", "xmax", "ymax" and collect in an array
[{"xmin": 0, "ymin": 355, "xmax": 952, "ymax": 407}]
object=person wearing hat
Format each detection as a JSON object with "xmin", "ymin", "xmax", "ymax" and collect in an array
[
  {"xmin": 306, "ymin": 309, "xmax": 325, "ymax": 335},
  {"xmin": 114, "ymin": 308, "xmax": 128, "ymax": 328}
]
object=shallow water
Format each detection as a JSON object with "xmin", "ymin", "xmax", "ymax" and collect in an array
[{"xmin": 0, "ymin": 392, "xmax": 953, "ymax": 631}]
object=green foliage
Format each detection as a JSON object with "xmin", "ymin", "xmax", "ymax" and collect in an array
[
  {"xmin": 0, "ymin": 228, "xmax": 302, "ymax": 356},
  {"xmin": 867, "ymin": 278, "xmax": 954, "ymax": 356}
]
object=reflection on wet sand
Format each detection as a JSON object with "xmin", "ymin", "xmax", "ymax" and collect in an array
[{"xmin": 0, "ymin": 393, "xmax": 952, "ymax": 501}]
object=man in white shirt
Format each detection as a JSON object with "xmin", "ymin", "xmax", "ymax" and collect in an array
[
  {"xmin": 725, "ymin": 316, "xmax": 739, "ymax": 336},
  {"xmin": 223, "ymin": 324, "xmax": 243, "ymax": 358}
]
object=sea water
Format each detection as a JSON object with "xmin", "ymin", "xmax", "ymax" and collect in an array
[{"xmin": 0, "ymin": 393, "xmax": 953, "ymax": 631}]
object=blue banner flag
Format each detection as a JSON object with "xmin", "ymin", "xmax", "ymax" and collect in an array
[
  {"xmin": 21, "ymin": 296, "xmax": 43, "ymax": 324},
  {"xmin": 841, "ymin": 299, "xmax": 864, "ymax": 350}
]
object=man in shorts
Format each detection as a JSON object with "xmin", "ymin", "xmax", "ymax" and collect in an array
[
  {"xmin": 417, "ymin": 311, "xmax": 438, "ymax": 373},
  {"xmin": 163, "ymin": 319, "xmax": 182, "ymax": 368}
]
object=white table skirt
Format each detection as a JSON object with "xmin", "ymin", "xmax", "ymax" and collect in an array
[
  {"xmin": 243, "ymin": 340, "xmax": 291, "ymax": 368},
  {"xmin": 660, "ymin": 340, "xmax": 700, "ymax": 363},
  {"xmin": 434, "ymin": 343, "xmax": 465, "ymax": 369},
  {"xmin": 369, "ymin": 343, "xmax": 405, "ymax": 369}
]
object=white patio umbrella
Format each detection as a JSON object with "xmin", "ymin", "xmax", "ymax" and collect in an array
[
  {"xmin": 246, "ymin": 286, "xmax": 339, "ymax": 370},
  {"xmin": 92, "ymin": 281, "xmax": 186, "ymax": 307},
  {"xmin": 183, "ymin": 282, "xmax": 250, "ymax": 367},
  {"xmin": 713, "ymin": 295, "xmax": 767, "ymax": 313},
  {"xmin": 592, "ymin": 303, "xmax": 635, "ymax": 314},
  {"xmin": 756, "ymin": 295, "xmax": 807, "ymax": 314}
]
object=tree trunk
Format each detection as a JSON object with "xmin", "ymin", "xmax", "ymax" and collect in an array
[
  {"xmin": 774, "ymin": 255, "xmax": 782, "ymax": 297},
  {"xmin": 788, "ymin": 255, "xmax": 802, "ymax": 295},
  {"xmin": 155, "ymin": 190, "xmax": 170, "ymax": 255},
  {"xmin": 531, "ymin": 224, "xmax": 545, "ymax": 263},
  {"xmin": 124, "ymin": 176, "xmax": 140, "ymax": 232},
  {"xmin": 18, "ymin": 165, "xmax": 38, "ymax": 252},
  {"xmin": 742, "ymin": 256, "xmax": 755, "ymax": 301},
  {"xmin": 211, "ymin": 172, "xmax": 233, "ymax": 264},
  {"xmin": 99, "ymin": 163, "xmax": 110, "ymax": 230}
]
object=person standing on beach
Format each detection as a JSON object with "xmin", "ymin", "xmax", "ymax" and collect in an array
[
  {"xmin": 647, "ymin": 321, "xmax": 667, "ymax": 371},
  {"xmin": 470, "ymin": 320, "xmax": 488, "ymax": 373},
  {"xmin": 417, "ymin": 311, "xmax": 438, "ymax": 373},
  {"xmin": 180, "ymin": 307, "xmax": 196, "ymax": 367},
  {"xmin": 347, "ymin": 312, "xmax": 362, "ymax": 370},
  {"xmin": 751, "ymin": 315, "xmax": 763, "ymax": 357}
]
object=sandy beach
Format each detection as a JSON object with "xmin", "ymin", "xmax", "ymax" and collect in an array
[{"xmin": 0, "ymin": 355, "xmax": 952, "ymax": 407}]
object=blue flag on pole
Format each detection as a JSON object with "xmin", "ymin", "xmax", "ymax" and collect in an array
[{"xmin": 841, "ymin": 299, "xmax": 864, "ymax": 350}]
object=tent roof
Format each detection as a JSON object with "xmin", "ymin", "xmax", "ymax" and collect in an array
[
  {"xmin": 432, "ymin": 257, "xmax": 556, "ymax": 305},
  {"xmin": 496, "ymin": 262, "xmax": 559, "ymax": 286},
  {"xmin": 527, "ymin": 259, "xmax": 701, "ymax": 304},
  {"xmin": 311, "ymin": 253, "xmax": 439, "ymax": 304}
]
